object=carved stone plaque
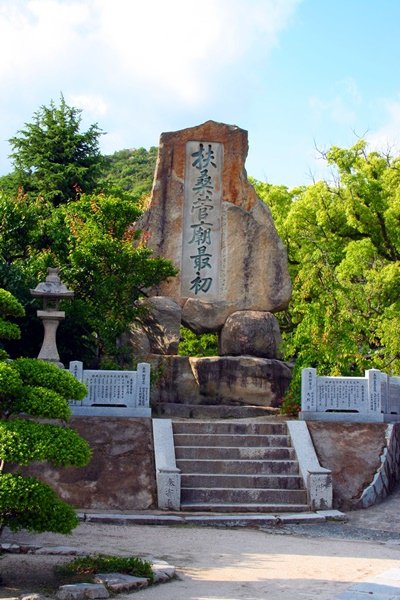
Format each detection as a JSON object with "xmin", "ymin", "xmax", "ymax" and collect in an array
[{"xmin": 181, "ymin": 140, "xmax": 223, "ymax": 299}]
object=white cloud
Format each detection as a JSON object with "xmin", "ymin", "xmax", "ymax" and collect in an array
[
  {"xmin": 0, "ymin": 0, "xmax": 301, "ymax": 104},
  {"xmin": 0, "ymin": 0, "xmax": 302, "ymax": 174},
  {"xmin": 0, "ymin": 0, "xmax": 90, "ymax": 82},
  {"xmin": 367, "ymin": 96, "xmax": 400, "ymax": 155},
  {"xmin": 308, "ymin": 78, "xmax": 362, "ymax": 126},
  {"xmin": 67, "ymin": 94, "xmax": 108, "ymax": 118},
  {"xmin": 341, "ymin": 77, "xmax": 362, "ymax": 105},
  {"xmin": 309, "ymin": 95, "xmax": 355, "ymax": 125}
]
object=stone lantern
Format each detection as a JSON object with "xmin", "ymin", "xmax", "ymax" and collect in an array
[{"xmin": 30, "ymin": 267, "xmax": 74, "ymax": 367}]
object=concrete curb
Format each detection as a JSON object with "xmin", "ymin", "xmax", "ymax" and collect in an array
[{"xmin": 76, "ymin": 509, "xmax": 346, "ymax": 527}]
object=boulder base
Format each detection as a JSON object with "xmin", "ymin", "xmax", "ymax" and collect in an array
[
  {"xmin": 126, "ymin": 296, "xmax": 181, "ymax": 355},
  {"xmin": 220, "ymin": 310, "xmax": 282, "ymax": 358},
  {"xmin": 149, "ymin": 354, "xmax": 291, "ymax": 408}
]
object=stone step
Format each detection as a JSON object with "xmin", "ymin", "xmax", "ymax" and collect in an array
[
  {"xmin": 181, "ymin": 473, "xmax": 304, "ymax": 490},
  {"xmin": 173, "ymin": 433, "xmax": 291, "ymax": 448},
  {"xmin": 175, "ymin": 445, "xmax": 296, "ymax": 460},
  {"xmin": 155, "ymin": 403, "xmax": 280, "ymax": 419},
  {"xmin": 176, "ymin": 459, "xmax": 300, "ymax": 475},
  {"xmin": 179, "ymin": 502, "xmax": 310, "ymax": 513},
  {"xmin": 172, "ymin": 421, "xmax": 288, "ymax": 435},
  {"xmin": 181, "ymin": 487, "xmax": 308, "ymax": 504}
]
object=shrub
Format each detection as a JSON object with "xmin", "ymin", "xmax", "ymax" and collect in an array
[{"xmin": 0, "ymin": 288, "xmax": 91, "ymax": 535}]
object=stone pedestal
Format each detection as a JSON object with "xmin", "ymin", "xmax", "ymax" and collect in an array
[
  {"xmin": 148, "ymin": 354, "xmax": 292, "ymax": 409},
  {"xmin": 220, "ymin": 310, "xmax": 282, "ymax": 358},
  {"xmin": 37, "ymin": 309, "xmax": 64, "ymax": 367}
]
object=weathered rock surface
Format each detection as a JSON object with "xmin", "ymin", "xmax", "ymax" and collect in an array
[
  {"xmin": 220, "ymin": 310, "xmax": 282, "ymax": 358},
  {"xmin": 20, "ymin": 418, "xmax": 157, "ymax": 510},
  {"xmin": 149, "ymin": 355, "xmax": 200, "ymax": 406},
  {"xmin": 139, "ymin": 120, "xmax": 291, "ymax": 332},
  {"xmin": 127, "ymin": 296, "xmax": 181, "ymax": 355},
  {"xmin": 149, "ymin": 354, "xmax": 291, "ymax": 407},
  {"xmin": 192, "ymin": 356, "xmax": 291, "ymax": 407},
  {"xmin": 308, "ymin": 422, "xmax": 387, "ymax": 510}
]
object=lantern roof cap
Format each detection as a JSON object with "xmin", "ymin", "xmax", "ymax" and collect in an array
[{"xmin": 30, "ymin": 268, "xmax": 74, "ymax": 299}]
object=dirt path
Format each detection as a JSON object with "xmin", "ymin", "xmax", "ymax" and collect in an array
[
  {"xmin": 1, "ymin": 524, "xmax": 399, "ymax": 598},
  {"xmin": 2, "ymin": 488, "xmax": 400, "ymax": 599}
]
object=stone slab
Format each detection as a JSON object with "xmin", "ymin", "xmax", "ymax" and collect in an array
[
  {"xmin": 316, "ymin": 509, "xmax": 347, "ymax": 521},
  {"xmin": 300, "ymin": 411, "xmax": 395, "ymax": 423},
  {"xmin": 77, "ymin": 510, "xmax": 338, "ymax": 527},
  {"xmin": 56, "ymin": 583, "xmax": 109, "ymax": 600},
  {"xmin": 152, "ymin": 419, "xmax": 181, "ymax": 510},
  {"xmin": 35, "ymin": 545, "xmax": 84, "ymax": 555},
  {"xmin": 94, "ymin": 573, "xmax": 148, "ymax": 592},
  {"xmin": 81, "ymin": 513, "xmax": 186, "ymax": 525},
  {"xmin": 151, "ymin": 563, "xmax": 176, "ymax": 581},
  {"xmin": 287, "ymin": 420, "xmax": 332, "ymax": 510},
  {"xmin": 70, "ymin": 406, "xmax": 151, "ymax": 417},
  {"xmin": 149, "ymin": 354, "xmax": 291, "ymax": 408}
]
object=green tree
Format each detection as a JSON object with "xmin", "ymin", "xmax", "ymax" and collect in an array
[
  {"xmin": 6, "ymin": 95, "xmax": 103, "ymax": 205},
  {"xmin": 178, "ymin": 326, "xmax": 218, "ymax": 357},
  {"xmin": 0, "ymin": 289, "xmax": 91, "ymax": 534},
  {"xmin": 98, "ymin": 147, "xmax": 158, "ymax": 200},
  {"xmin": 0, "ymin": 97, "xmax": 175, "ymax": 365},
  {"xmin": 52, "ymin": 193, "xmax": 177, "ymax": 363},
  {"xmin": 254, "ymin": 140, "xmax": 400, "ymax": 412}
]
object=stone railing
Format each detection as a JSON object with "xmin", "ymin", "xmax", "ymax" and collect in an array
[
  {"xmin": 68, "ymin": 361, "xmax": 151, "ymax": 417},
  {"xmin": 152, "ymin": 419, "xmax": 181, "ymax": 510},
  {"xmin": 287, "ymin": 420, "xmax": 332, "ymax": 510},
  {"xmin": 301, "ymin": 367, "xmax": 400, "ymax": 422}
]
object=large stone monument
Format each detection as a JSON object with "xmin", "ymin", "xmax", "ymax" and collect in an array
[{"xmin": 133, "ymin": 121, "xmax": 292, "ymax": 412}]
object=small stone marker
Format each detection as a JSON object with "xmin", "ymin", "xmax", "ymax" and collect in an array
[
  {"xmin": 151, "ymin": 562, "xmax": 177, "ymax": 582},
  {"xmin": 56, "ymin": 583, "xmax": 109, "ymax": 600},
  {"xmin": 94, "ymin": 573, "xmax": 149, "ymax": 592}
]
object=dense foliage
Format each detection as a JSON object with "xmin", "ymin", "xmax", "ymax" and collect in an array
[
  {"xmin": 178, "ymin": 326, "xmax": 218, "ymax": 357},
  {"xmin": 254, "ymin": 140, "xmax": 400, "ymax": 411},
  {"xmin": 0, "ymin": 289, "xmax": 91, "ymax": 534},
  {"xmin": 0, "ymin": 98, "xmax": 176, "ymax": 365},
  {"xmin": 1, "ymin": 95, "xmax": 399, "ymax": 413},
  {"xmin": 2, "ymin": 95, "xmax": 103, "ymax": 206},
  {"xmin": 98, "ymin": 147, "xmax": 157, "ymax": 200},
  {"xmin": 58, "ymin": 554, "xmax": 154, "ymax": 581}
]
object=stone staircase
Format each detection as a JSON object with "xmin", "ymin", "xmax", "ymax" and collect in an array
[{"xmin": 172, "ymin": 420, "xmax": 310, "ymax": 513}]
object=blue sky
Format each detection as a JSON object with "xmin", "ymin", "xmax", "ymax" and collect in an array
[{"xmin": 1, "ymin": 0, "xmax": 400, "ymax": 188}]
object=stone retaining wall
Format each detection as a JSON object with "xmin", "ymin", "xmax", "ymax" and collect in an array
[
  {"xmin": 307, "ymin": 422, "xmax": 400, "ymax": 510},
  {"xmin": 17, "ymin": 418, "xmax": 400, "ymax": 512},
  {"xmin": 356, "ymin": 423, "xmax": 400, "ymax": 508},
  {"xmin": 21, "ymin": 417, "xmax": 157, "ymax": 511}
]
